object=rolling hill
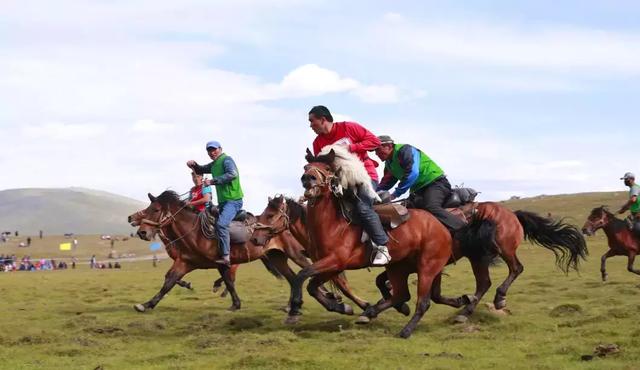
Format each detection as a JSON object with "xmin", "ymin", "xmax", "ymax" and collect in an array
[{"xmin": 0, "ymin": 187, "xmax": 145, "ymax": 235}]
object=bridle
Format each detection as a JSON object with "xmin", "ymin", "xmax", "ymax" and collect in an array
[
  {"xmin": 135, "ymin": 202, "xmax": 198, "ymax": 247},
  {"xmin": 584, "ymin": 209, "xmax": 609, "ymax": 234},
  {"xmin": 253, "ymin": 200, "xmax": 291, "ymax": 238},
  {"xmin": 303, "ymin": 164, "xmax": 339, "ymax": 205}
]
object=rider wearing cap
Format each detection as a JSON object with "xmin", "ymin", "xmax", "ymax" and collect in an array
[
  {"xmin": 187, "ymin": 140, "xmax": 244, "ymax": 266},
  {"xmin": 308, "ymin": 105, "xmax": 391, "ymax": 266},
  {"xmin": 374, "ymin": 135, "xmax": 466, "ymax": 231},
  {"xmin": 618, "ymin": 172, "xmax": 640, "ymax": 236}
]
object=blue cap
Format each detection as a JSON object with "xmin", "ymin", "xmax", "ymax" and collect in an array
[{"xmin": 205, "ymin": 140, "xmax": 221, "ymax": 150}]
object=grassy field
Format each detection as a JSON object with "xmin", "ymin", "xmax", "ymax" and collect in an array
[{"xmin": 0, "ymin": 192, "xmax": 638, "ymax": 369}]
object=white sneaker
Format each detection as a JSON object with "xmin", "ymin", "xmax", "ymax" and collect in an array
[{"xmin": 371, "ymin": 245, "xmax": 391, "ymax": 266}]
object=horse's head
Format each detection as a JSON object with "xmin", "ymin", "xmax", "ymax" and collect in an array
[
  {"xmin": 301, "ymin": 148, "xmax": 337, "ymax": 199},
  {"xmin": 582, "ymin": 206, "xmax": 611, "ymax": 236},
  {"xmin": 251, "ymin": 195, "xmax": 290, "ymax": 246},
  {"xmin": 129, "ymin": 193, "xmax": 165, "ymax": 241}
]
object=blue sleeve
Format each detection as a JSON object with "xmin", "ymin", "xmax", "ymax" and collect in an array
[
  {"xmin": 213, "ymin": 156, "xmax": 238, "ymax": 185},
  {"xmin": 393, "ymin": 146, "xmax": 420, "ymax": 197},
  {"xmin": 202, "ymin": 186, "xmax": 212, "ymax": 195}
]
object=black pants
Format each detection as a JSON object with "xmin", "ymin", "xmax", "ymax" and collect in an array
[
  {"xmin": 411, "ymin": 177, "xmax": 466, "ymax": 231},
  {"xmin": 631, "ymin": 213, "xmax": 640, "ymax": 236}
]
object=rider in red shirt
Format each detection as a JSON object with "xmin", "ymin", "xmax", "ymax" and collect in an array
[{"xmin": 188, "ymin": 172, "xmax": 212, "ymax": 212}]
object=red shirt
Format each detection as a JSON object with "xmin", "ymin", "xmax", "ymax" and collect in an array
[
  {"xmin": 190, "ymin": 185, "xmax": 207, "ymax": 212},
  {"xmin": 312, "ymin": 121, "xmax": 381, "ymax": 182}
]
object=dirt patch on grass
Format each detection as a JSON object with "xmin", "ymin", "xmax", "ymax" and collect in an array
[
  {"xmin": 85, "ymin": 326, "xmax": 125, "ymax": 335},
  {"xmin": 226, "ymin": 317, "xmax": 264, "ymax": 331},
  {"xmin": 14, "ymin": 335, "xmax": 51, "ymax": 345},
  {"xmin": 549, "ymin": 304, "xmax": 583, "ymax": 317}
]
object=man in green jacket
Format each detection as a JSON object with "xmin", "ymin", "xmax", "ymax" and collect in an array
[
  {"xmin": 375, "ymin": 135, "xmax": 465, "ymax": 231},
  {"xmin": 618, "ymin": 172, "xmax": 640, "ymax": 236},
  {"xmin": 187, "ymin": 140, "xmax": 244, "ymax": 265}
]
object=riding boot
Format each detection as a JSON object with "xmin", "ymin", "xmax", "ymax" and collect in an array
[{"xmin": 371, "ymin": 243, "xmax": 391, "ymax": 266}]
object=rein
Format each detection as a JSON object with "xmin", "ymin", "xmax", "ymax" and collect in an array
[{"xmin": 139, "ymin": 203, "xmax": 199, "ymax": 248}]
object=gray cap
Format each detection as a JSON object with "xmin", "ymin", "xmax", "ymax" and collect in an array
[
  {"xmin": 377, "ymin": 135, "xmax": 394, "ymax": 144},
  {"xmin": 620, "ymin": 172, "xmax": 635, "ymax": 180}
]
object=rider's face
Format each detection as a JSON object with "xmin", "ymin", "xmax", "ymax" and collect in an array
[
  {"xmin": 207, "ymin": 147, "xmax": 222, "ymax": 160},
  {"xmin": 309, "ymin": 113, "xmax": 329, "ymax": 135},
  {"xmin": 375, "ymin": 144, "xmax": 394, "ymax": 161},
  {"xmin": 624, "ymin": 178, "xmax": 634, "ymax": 187},
  {"xmin": 192, "ymin": 173, "xmax": 203, "ymax": 186}
]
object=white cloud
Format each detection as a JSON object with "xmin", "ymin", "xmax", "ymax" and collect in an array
[
  {"xmin": 21, "ymin": 122, "xmax": 107, "ymax": 140},
  {"xmin": 277, "ymin": 64, "xmax": 359, "ymax": 96},
  {"xmin": 371, "ymin": 16, "xmax": 640, "ymax": 74},
  {"xmin": 131, "ymin": 119, "xmax": 176, "ymax": 133}
]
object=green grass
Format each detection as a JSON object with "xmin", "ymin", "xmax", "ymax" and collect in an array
[{"xmin": 0, "ymin": 237, "xmax": 638, "ymax": 369}]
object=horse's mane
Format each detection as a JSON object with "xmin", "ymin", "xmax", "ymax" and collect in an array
[
  {"xmin": 156, "ymin": 190, "xmax": 195, "ymax": 213},
  {"xmin": 268, "ymin": 196, "xmax": 306, "ymax": 223},
  {"xmin": 318, "ymin": 144, "xmax": 380, "ymax": 202}
]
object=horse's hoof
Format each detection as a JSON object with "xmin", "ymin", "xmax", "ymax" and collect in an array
[
  {"xmin": 212, "ymin": 286, "xmax": 220, "ymax": 293},
  {"xmin": 342, "ymin": 304, "xmax": 354, "ymax": 315},
  {"xmin": 601, "ymin": 274, "xmax": 608, "ymax": 282},
  {"xmin": 494, "ymin": 299, "xmax": 506, "ymax": 310},
  {"xmin": 453, "ymin": 315, "xmax": 468, "ymax": 324},
  {"xmin": 228, "ymin": 305, "xmax": 240, "ymax": 312},
  {"xmin": 134, "ymin": 304, "xmax": 146, "ymax": 313},
  {"xmin": 398, "ymin": 328, "xmax": 412, "ymax": 339},
  {"xmin": 220, "ymin": 291, "xmax": 229, "ymax": 298},
  {"xmin": 284, "ymin": 315, "xmax": 300, "ymax": 325},
  {"xmin": 396, "ymin": 303, "xmax": 411, "ymax": 316},
  {"xmin": 279, "ymin": 305, "xmax": 291, "ymax": 313},
  {"xmin": 355, "ymin": 315, "xmax": 371, "ymax": 325}
]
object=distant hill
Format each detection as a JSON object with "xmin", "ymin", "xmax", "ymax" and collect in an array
[
  {"xmin": 501, "ymin": 191, "xmax": 628, "ymax": 223},
  {"xmin": 0, "ymin": 187, "xmax": 145, "ymax": 235}
]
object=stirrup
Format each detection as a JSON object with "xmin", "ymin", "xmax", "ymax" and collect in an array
[{"xmin": 371, "ymin": 245, "xmax": 391, "ymax": 266}]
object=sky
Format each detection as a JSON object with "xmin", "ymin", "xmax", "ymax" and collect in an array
[{"xmin": 1, "ymin": 0, "xmax": 639, "ymax": 212}]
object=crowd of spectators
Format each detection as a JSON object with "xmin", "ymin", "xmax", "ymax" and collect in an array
[{"xmin": 0, "ymin": 255, "xmax": 121, "ymax": 272}]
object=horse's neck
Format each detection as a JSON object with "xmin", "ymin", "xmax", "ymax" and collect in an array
[
  {"xmin": 163, "ymin": 205, "xmax": 199, "ymax": 245},
  {"xmin": 289, "ymin": 218, "xmax": 310, "ymax": 248},
  {"xmin": 307, "ymin": 194, "xmax": 349, "ymax": 238},
  {"xmin": 603, "ymin": 216, "xmax": 632, "ymax": 241}
]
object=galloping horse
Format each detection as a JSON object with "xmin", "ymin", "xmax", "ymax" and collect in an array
[
  {"xmin": 127, "ymin": 191, "xmax": 312, "ymax": 312},
  {"xmin": 283, "ymin": 149, "xmax": 454, "ymax": 338},
  {"xmin": 582, "ymin": 206, "xmax": 640, "ymax": 281}
]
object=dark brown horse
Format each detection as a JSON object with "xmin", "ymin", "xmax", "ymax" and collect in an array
[
  {"xmin": 284, "ymin": 150, "xmax": 453, "ymax": 338},
  {"xmin": 127, "ymin": 191, "xmax": 312, "ymax": 312},
  {"xmin": 582, "ymin": 206, "xmax": 640, "ymax": 281}
]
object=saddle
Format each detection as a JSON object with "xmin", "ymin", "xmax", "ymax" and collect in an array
[
  {"xmin": 404, "ymin": 186, "xmax": 480, "ymax": 225},
  {"xmin": 337, "ymin": 190, "xmax": 410, "ymax": 230},
  {"xmin": 202, "ymin": 207, "xmax": 256, "ymax": 243}
]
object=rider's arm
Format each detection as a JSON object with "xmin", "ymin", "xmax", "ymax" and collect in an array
[
  {"xmin": 344, "ymin": 122, "xmax": 381, "ymax": 154},
  {"xmin": 211, "ymin": 157, "xmax": 238, "ymax": 185},
  {"xmin": 392, "ymin": 145, "xmax": 420, "ymax": 198},
  {"xmin": 377, "ymin": 166, "xmax": 398, "ymax": 192},
  {"xmin": 619, "ymin": 195, "xmax": 638, "ymax": 214},
  {"xmin": 190, "ymin": 162, "xmax": 213, "ymax": 175}
]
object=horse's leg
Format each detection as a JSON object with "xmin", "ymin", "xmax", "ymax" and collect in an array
[
  {"xmin": 329, "ymin": 273, "xmax": 369, "ymax": 311},
  {"xmin": 212, "ymin": 277, "xmax": 224, "ymax": 293},
  {"xmin": 176, "ymin": 279, "xmax": 193, "ymax": 290},
  {"xmin": 375, "ymin": 271, "xmax": 410, "ymax": 316},
  {"xmin": 307, "ymin": 273, "xmax": 353, "ymax": 315},
  {"xmin": 398, "ymin": 258, "xmax": 442, "ymax": 339},
  {"xmin": 493, "ymin": 251, "xmax": 524, "ymax": 310},
  {"xmin": 218, "ymin": 264, "xmax": 238, "ymax": 297},
  {"xmin": 217, "ymin": 264, "xmax": 241, "ymax": 311},
  {"xmin": 626, "ymin": 252, "xmax": 640, "ymax": 275},
  {"xmin": 287, "ymin": 255, "xmax": 340, "ymax": 323},
  {"xmin": 601, "ymin": 249, "xmax": 615, "ymax": 281},
  {"xmin": 456, "ymin": 259, "xmax": 492, "ymax": 320},
  {"xmin": 265, "ymin": 252, "xmax": 301, "ymax": 313},
  {"xmin": 430, "ymin": 272, "xmax": 469, "ymax": 309},
  {"xmin": 134, "ymin": 259, "xmax": 192, "ymax": 312},
  {"xmin": 358, "ymin": 265, "xmax": 411, "ymax": 323}
]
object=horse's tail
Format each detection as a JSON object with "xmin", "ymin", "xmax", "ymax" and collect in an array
[
  {"xmin": 515, "ymin": 210, "xmax": 588, "ymax": 273},
  {"xmin": 260, "ymin": 256, "xmax": 284, "ymax": 280},
  {"xmin": 456, "ymin": 217, "xmax": 499, "ymax": 264}
]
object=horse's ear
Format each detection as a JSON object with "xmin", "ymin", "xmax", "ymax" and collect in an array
[
  {"xmin": 305, "ymin": 148, "xmax": 315, "ymax": 163},
  {"xmin": 268, "ymin": 196, "xmax": 273, "ymax": 202},
  {"xmin": 327, "ymin": 149, "xmax": 336, "ymax": 163},
  {"xmin": 148, "ymin": 193, "xmax": 156, "ymax": 202}
]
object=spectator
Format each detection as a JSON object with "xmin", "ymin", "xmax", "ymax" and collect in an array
[
  {"xmin": 114, "ymin": 262, "xmax": 121, "ymax": 269},
  {"xmin": 152, "ymin": 254, "xmax": 158, "ymax": 267},
  {"xmin": 71, "ymin": 256, "xmax": 77, "ymax": 269},
  {"xmin": 90, "ymin": 255, "xmax": 96, "ymax": 269},
  {"xmin": 26, "ymin": 237, "xmax": 31, "ymax": 246},
  {"xmin": 39, "ymin": 230, "xmax": 43, "ymax": 239}
]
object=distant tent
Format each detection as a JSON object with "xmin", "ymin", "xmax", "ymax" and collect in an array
[{"xmin": 149, "ymin": 242, "xmax": 162, "ymax": 251}]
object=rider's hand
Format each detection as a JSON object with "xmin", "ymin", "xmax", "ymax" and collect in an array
[
  {"xmin": 186, "ymin": 160, "xmax": 196, "ymax": 168},
  {"xmin": 204, "ymin": 178, "xmax": 215, "ymax": 186}
]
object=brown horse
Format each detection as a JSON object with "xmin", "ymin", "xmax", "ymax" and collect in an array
[
  {"xmin": 127, "ymin": 190, "xmax": 312, "ymax": 312},
  {"xmin": 582, "ymin": 206, "xmax": 640, "ymax": 281},
  {"xmin": 284, "ymin": 149, "xmax": 453, "ymax": 338},
  {"xmin": 252, "ymin": 195, "xmax": 380, "ymax": 315}
]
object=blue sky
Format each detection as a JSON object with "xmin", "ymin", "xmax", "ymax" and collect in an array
[{"xmin": 1, "ymin": 0, "xmax": 639, "ymax": 211}]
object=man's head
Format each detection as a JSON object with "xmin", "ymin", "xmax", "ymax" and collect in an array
[
  {"xmin": 206, "ymin": 140, "xmax": 223, "ymax": 160},
  {"xmin": 191, "ymin": 171, "xmax": 203, "ymax": 186},
  {"xmin": 374, "ymin": 135, "xmax": 395, "ymax": 161},
  {"xmin": 621, "ymin": 172, "xmax": 635, "ymax": 187},
  {"xmin": 308, "ymin": 105, "xmax": 334, "ymax": 135}
]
